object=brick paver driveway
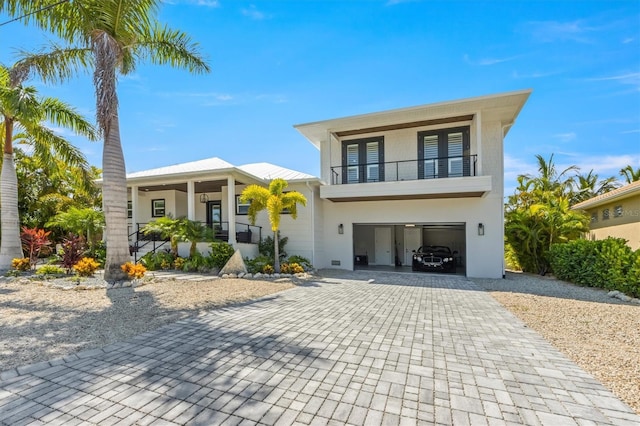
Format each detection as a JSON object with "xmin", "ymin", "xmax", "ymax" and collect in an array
[{"xmin": 1, "ymin": 271, "xmax": 638, "ymax": 425}]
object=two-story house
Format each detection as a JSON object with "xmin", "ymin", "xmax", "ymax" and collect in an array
[{"xmin": 124, "ymin": 89, "xmax": 531, "ymax": 278}]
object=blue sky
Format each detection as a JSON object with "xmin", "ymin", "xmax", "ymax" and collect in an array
[{"xmin": 1, "ymin": 0, "xmax": 639, "ymax": 195}]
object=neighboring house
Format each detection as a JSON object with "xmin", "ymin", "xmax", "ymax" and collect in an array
[
  {"xmin": 126, "ymin": 89, "xmax": 531, "ymax": 278},
  {"xmin": 571, "ymin": 180, "xmax": 640, "ymax": 251}
]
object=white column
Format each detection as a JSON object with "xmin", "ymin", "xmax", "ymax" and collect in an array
[
  {"xmin": 187, "ymin": 180, "xmax": 195, "ymax": 220},
  {"xmin": 475, "ymin": 110, "xmax": 482, "ymax": 176},
  {"xmin": 131, "ymin": 185, "xmax": 139, "ymax": 240},
  {"xmin": 227, "ymin": 176, "xmax": 237, "ymax": 245}
]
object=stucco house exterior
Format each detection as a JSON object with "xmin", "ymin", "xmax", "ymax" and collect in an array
[
  {"xmin": 126, "ymin": 89, "xmax": 531, "ymax": 278},
  {"xmin": 571, "ymin": 180, "xmax": 640, "ymax": 251}
]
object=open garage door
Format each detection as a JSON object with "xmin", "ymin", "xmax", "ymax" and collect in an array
[{"xmin": 353, "ymin": 222, "xmax": 466, "ymax": 275}]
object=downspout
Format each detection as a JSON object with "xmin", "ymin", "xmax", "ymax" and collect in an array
[
  {"xmin": 306, "ymin": 181, "xmax": 315, "ymax": 269},
  {"xmin": 501, "ymin": 120, "xmax": 514, "ymax": 279}
]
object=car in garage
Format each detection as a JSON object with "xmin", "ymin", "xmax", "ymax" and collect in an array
[{"xmin": 412, "ymin": 245, "xmax": 457, "ymax": 273}]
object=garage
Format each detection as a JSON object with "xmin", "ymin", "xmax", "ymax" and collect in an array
[{"xmin": 352, "ymin": 223, "xmax": 466, "ymax": 275}]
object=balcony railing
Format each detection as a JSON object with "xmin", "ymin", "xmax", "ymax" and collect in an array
[{"xmin": 330, "ymin": 155, "xmax": 477, "ymax": 185}]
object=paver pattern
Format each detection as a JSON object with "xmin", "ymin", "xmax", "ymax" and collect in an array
[{"xmin": 1, "ymin": 271, "xmax": 638, "ymax": 425}]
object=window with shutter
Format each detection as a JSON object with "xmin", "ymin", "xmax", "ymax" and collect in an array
[
  {"xmin": 423, "ymin": 135, "xmax": 438, "ymax": 179},
  {"xmin": 341, "ymin": 137, "xmax": 384, "ymax": 184},
  {"xmin": 417, "ymin": 126, "xmax": 470, "ymax": 179}
]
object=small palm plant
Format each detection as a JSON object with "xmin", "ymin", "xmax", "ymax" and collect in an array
[{"xmin": 240, "ymin": 178, "xmax": 307, "ymax": 273}]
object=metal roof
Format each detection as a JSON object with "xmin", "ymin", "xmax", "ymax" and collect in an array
[
  {"xmin": 126, "ymin": 157, "xmax": 235, "ymax": 179},
  {"xmin": 237, "ymin": 162, "xmax": 317, "ymax": 182}
]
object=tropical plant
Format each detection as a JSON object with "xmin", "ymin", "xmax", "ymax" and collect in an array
[
  {"xmin": 571, "ymin": 170, "xmax": 619, "ymax": 205},
  {"xmin": 505, "ymin": 154, "xmax": 589, "ymax": 274},
  {"xmin": 142, "ymin": 216, "xmax": 180, "ymax": 256},
  {"xmin": 73, "ymin": 257, "xmax": 100, "ymax": 277},
  {"xmin": 46, "ymin": 207, "xmax": 105, "ymax": 249},
  {"xmin": 20, "ymin": 227, "xmax": 52, "ymax": 270},
  {"xmin": 11, "ymin": 257, "xmax": 30, "ymax": 272},
  {"xmin": 240, "ymin": 178, "xmax": 307, "ymax": 273},
  {"xmin": 244, "ymin": 255, "xmax": 273, "ymax": 274},
  {"xmin": 60, "ymin": 234, "xmax": 86, "ymax": 274},
  {"xmin": 287, "ymin": 255, "xmax": 312, "ymax": 271},
  {"xmin": 36, "ymin": 264, "xmax": 65, "ymax": 276},
  {"xmin": 121, "ymin": 262, "xmax": 146, "ymax": 279},
  {"xmin": 619, "ymin": 165, "xmax": 640, "ymax": 184},
  {"xmin": 208, "ymin": 241, "xmax": 235, "ymax": 269},
  {"xmin": 1, "ymin": 0, "xmax": 210, "ymax": 280},
  {"xmin": 176, "ymin": 218, "xmax": 211, "ymax": 258},
  {"xmin": 259, "ymin": 233, "xmax": 288, "ymax": 262},
  {"xmin": 140, "ymin": 250, "xmax": 174, "ymax": 271},
  {"xmin": 0, "ymin": 63, "xmax": 96, "ymax": 271}
]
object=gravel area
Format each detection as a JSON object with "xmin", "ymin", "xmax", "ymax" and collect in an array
[
  {"xmin": 0, "ymin": 275, "xmax": 294, "ymax": 373},
  {"xmin": 475, "ymin": 272, "xmax": 640, "ymax": 415}
]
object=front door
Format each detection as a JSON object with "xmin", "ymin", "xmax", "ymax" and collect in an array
[
  {"xmin": 374, "ymin": 227, "xmax": 392, "ymax": 265},
  {"xmin": 206, "ymin": 201, "xmax": 222, "ymax": 229},
  {"xmin": 404, "ymin": 227, "xmax": 422, "ymax": 265}
]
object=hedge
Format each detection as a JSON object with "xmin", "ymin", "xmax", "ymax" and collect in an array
[{"xmin": 548, "ymin": 238, "xmax": 640, "ymax": 297}]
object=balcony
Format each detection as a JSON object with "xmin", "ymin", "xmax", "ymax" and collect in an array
[{"xmin": 322, "ymin": 155, "xmax": 492, "ymax": 202}]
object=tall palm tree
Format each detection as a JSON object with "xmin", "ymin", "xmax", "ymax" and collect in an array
[
  {"xmin": 571, "ymin": 170, "xmax": 619, "ymax": 205},
  {"xmin": 2, "ymin": 0, "xmax": 210, "ymax": 280},
  {"xmin": 620, "ymin": 165, "xmax": 640, "ymax": 184},
  {"xmin": 240, "ymin": 178, "xmax": 307, "ymax": 273},
  {"xmin": 0, "ymin": 63, "xmax": 95, "ymax": 270}
]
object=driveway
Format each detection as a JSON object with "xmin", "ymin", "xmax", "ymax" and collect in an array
[{"xmin": 1, "ymin": 271, "xmax": 638, "ymax": 425}]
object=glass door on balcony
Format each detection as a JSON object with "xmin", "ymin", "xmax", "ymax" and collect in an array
[
  {"xmin": 418, "ymin": 126, "xmax": 470, "ymax": 179},
  {"xmin": 342, "ymin": 137, "xmax": 385, "ymax": 184}
]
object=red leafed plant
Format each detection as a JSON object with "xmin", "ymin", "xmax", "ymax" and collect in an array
[{"xmin": 20, "ymin": 227, "xmax": 52, "ymax": 270}]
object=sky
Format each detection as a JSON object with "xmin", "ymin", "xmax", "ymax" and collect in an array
[{"xmin": 1, "ymin": 0, "xmax": 639, "ymax": 196}]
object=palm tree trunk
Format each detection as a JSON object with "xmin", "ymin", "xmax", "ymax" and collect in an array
[
  {"xmin": 102, "ymin": 115, "xmax": 129, "ymax": 281},
  {"xmin": 273, "ymin": 231, "xmax": 280, "ymax": 273},
  {"xmin": 0, "ymin": 153, "xmax": 24, "ymax": 270}
]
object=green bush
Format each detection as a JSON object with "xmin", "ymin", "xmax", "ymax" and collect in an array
[
  {"xmin": 36, "ymin": 265, "xmax": 65, "ymax": 276},
  {"xmin": 140, "ymin": 250, "xmax": 175, "ymax": 271},
  {"xmin": 208, "ymin": 242, "xmax": 235, "ymax": 269},
  {"xmin": 549, "ymin": 238, "xmax": 639, "ymax": 297},
  {"xmin": 245, "ymin": 255, "xmax": 273, "ymax": 274},
  {"xmin": 287, "ymin": 255, "xmax": 312, "ymax": 271},
  {"xmin": 259, "ymin": 233, "xmax": 288, "ymax": 262}
]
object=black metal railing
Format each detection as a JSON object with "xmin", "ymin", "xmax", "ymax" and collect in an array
[
  {"xmin": 330, "ymin": 155, "xmax": 477, "ymax": 185},
  {"xmin": 129, "ymin": 221, "xmax": 262, "ymax": 262}
]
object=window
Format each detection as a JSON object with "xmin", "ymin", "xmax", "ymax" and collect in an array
[
  {"xmin": 417, "ymin": 126, "xmax": 470, "ymax": 179},
  {"xmin": 127, "ymin": 201, "xmax": 132, "ymax": 219},
  {"xmin": 590, "ymin": 212, "xmax": 598, "ymax": 223},
  {"xmin": 341, "ymin": 137, "xmax": 384, "ymax": 184},
  {"xmin": 236, "ymin": 195, "xmax": 250, "ymax": 215},
  {"xmin": 602, "ymin": 208, "xmax": 610, "ymax": 220},
  {"xmin": 614, "ymin": 205, "xmax": 623, "ymax": 218},
  {"xmin": 151, "ymin": 199, "xmax": 165, "ymax": 217}
]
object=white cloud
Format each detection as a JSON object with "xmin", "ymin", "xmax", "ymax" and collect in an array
[
  {"xmin": 164, "ymin": 0, "xmax": 219, "ymax": 7},
  {"xmin": 242, "ymin": 5, "xmax": 267, "ymax": 20},
  {"xmin": 512, "ymin": 70, "xmax": 561, "ymax": 79},
  {"xmin": 622, "ymin": 37, "xmax": 635, "ymax": 44},
  {"xmin": 524, "ymin": 19, "xmax": 596, "ymax": 43},
  {"xmin": 552, "ymin": 132, "xmax": 577, "ymax": 143},
  {"xmin": 464, "ymin": 53, "xmax": 521, "ymax": 66}
]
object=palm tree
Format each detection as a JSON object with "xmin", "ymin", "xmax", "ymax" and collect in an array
[
  {"xmin": 46, "ymin": 206, "xmax": 105, "ymax": 249},
  {"xmin": 240, "ymin": 178, "xmax": 307, "ymax": 273},
  {"xmin": 142, "ymin": 216, "xmax": 181, "ymax": 257},
  {"xmin": 0, "ymin": 63, "xmax": 96, "ymax": 270},
  {"xmin": 620, "ymin": 165, "xmax": 640, "ymax": 184},
  {"xmin": 2, "ymin": 0, "xmax": 211, "ymax": 280},
  {"xmin": 175, "ymin": 218, "xmax": 210, "ymax": 258},
  {"xmin": 571, "ymin": 170, "xmax": 619, "ymax": 205}
]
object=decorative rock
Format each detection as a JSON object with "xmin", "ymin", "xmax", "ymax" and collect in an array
[
  {"xmin": 273, "ymin": 273, "xmax": 281, "ymax": 279},
  {"xmin": 618, "ymin": 294, "xmax": 632, "ymax": 302},
  {"xmin": 244, "ymin": 273, "xmax": 253, "ymax": 279},
  {"xmin": 274, "ymin": 278, "xmax": 291, "ymax": 283},
  {"xmin": 219, "ymin": 249, "xmax": 248, "ymax": 275},
  {"xmin": 238, "ymin": 272, "xmax": 245, "ymax": 278},
  {"xmin": 229, "ymin": 273, "xmax": 237, "ymax": 279},
  {"xmin": 221, "ymin": 274, "xmax": 229, "ymax": 279},
  {"xmin": 608, "ymin": 290, "xmax": 621, "ymax": 298},
  {"xmin": 254, "ymin": 273, "xmax": 262, "ymax": 279}
]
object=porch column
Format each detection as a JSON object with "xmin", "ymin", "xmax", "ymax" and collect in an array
[
  {"xmin": 187, "ymin": 180, "xmax": 195, "ymax": 220},
  {"xmin": 227, "ymin": 176, "xmax": 237, "ymax": 245},
  {"xmin": 131, "ymin": 185, "xmax": 139, "ymax": 240}
]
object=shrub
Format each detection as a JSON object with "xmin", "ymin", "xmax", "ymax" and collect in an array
[
  {"xmin": 20, "ymin": 227, "xmax": 52, "ymax": 269},
  {"xmin": 36, "ymin": 265, "xmax": 66, "ymax": 276},
  {"xmin": 173, "ymin": 257, "xmax": 186, "ymax": 270},
  {"xmin": 61, "ymin": 234, "xmax": 86, "ymax": 274},
  {"xmin": 549, "ymin": 238, "xmax": 639, "ymax": 297},
  {"xmin": 259, "ymin": 233, "xmax": 288, "ymax": 262},
  {"xmin": 262, "ymin": 264, "xmax": 274, "ymax": 275},
  {"xmin": 121, "ymin": 262, "xmax": 147, "ymax": 279},
  {"xmin": 73, "ymin": 257, "xmax": 100, "ymax": 277},
  {"xmin": 245, "ymin": 255, "xmax": 272, "ymax": 274},
  {"xmin": 85, "ymin": 240, "xmax": 106, "ymax": 267},
  {"xmin": 287, "ymin": 255, "xmax": 312, "ymax": 271},
  {"xmin": 281, "ymin": 262, "xmax": 304, "ymax": 274},
  {"xmin": 208, "ymin": 242, "xmax": 235, "ymax": 269},
  {"xmin": 140, "ymin": 250, "xmax": 175, "ymax": 271},
  {"xmin": 11, "ymin": 258, "xmax": 30, "ymax": 272}
]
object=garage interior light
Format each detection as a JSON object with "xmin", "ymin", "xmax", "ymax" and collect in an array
[
  {"xmin": 405, "ymin": 224, "xmax": 415, "ymax": 227},
  {"xmin": 478, "ymin": 223, "xmax": 485, "ymax": 236}
]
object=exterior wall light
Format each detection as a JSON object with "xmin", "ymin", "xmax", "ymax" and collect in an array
[
  {"xmin": 199, "ymin": 193, "xmax": 209, "ymax": 203},
  {"xmin": 338, "ymin": 224, "xmax": 344, "ymax": 234},
  {"xmin": 478, "ymin": 223, "xmax": 484, "ymax": 236}
]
